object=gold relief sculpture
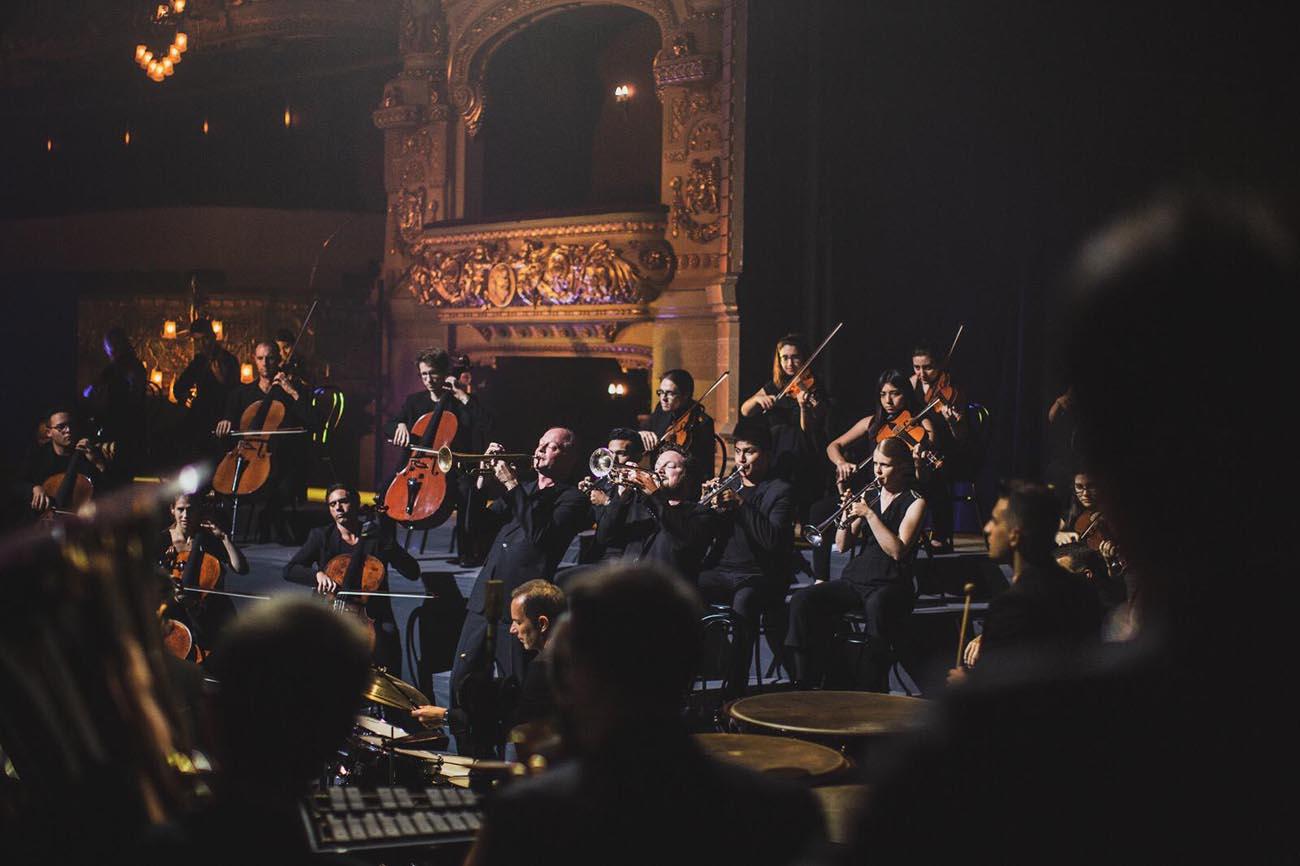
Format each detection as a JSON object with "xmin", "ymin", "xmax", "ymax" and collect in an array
[
  {"xmin": 401, "ymin": 236, "xmax": 673, "ymax": 308},
  {"xmin": 688, "ymin": 121, "xmax": 721, "ymax": 153},
  {"xmin": 670, "ymin": 158, "xmax": 722, "ymax": 244},
  {"xmin": 669, "ymin": 85, "xmax": 720, "ymax": 143},
  {"xmin": 684, "ymin": 156, "xmax": 720, "ymax": 215},
  {"xmin": 395, "ymin": 187, "xmax": 427, "ymax": 245},
  {"xmin": 399, "ymin": 158, "xmax": 424, "ymax": 188}
]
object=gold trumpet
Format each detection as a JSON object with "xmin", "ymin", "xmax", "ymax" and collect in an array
[
  {"xmin": 588, "ymin": 447, "xmax": 664, "ymax": 490},
  {"xmin": 435, "ymin": 446, "xmax": 532, "ymax": 475}
]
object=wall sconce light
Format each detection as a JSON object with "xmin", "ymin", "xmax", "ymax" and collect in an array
[
  {"xmin": 607, "ymin": 382, "xmax": 628, "ymax": 397},
  {"xmin": 162, "ymin": 320, "xmax": 178, "ymax": 339},
  {"xmin": 240, "ymin": 363, "xmax": 255, "ymax": 384},
  {"xmin": 123, "ymin": 129, "xmax": 132, "ymax": 146},
  {"xmin": 283, "ymin": 107, "xmax": 293, "ymax": 128},
  {"xmin": 211, "ymin": 320, "xmax": 224, "ymax": 341},
  {"xmin": 46, "ymin": 138, "xmax": 54, "ymax": 153},
  {"xmin": 150, "ymin": 368, "xmax": 164, "ymax": 387},
  {"xmin": 202, "ymin": 118, "xmax": 210, "ymax": 135},
  {"xmin": 614, "ymin": 83, "xmax": 634, "ymax": 104}
]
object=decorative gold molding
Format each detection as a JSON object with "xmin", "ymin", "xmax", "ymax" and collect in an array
[{"xmin": 669, "ymin": 156, "xmax": 721, "ymax": 243}]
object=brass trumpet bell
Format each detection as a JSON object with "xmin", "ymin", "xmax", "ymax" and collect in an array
[{"xmin": 436, "ymin": 446, "xmax": 531, "ymax": 474}]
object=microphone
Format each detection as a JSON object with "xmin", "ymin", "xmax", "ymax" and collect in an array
[{"xmin": 483, "ymin": 579, "xmax": 505, "ymax": 623}]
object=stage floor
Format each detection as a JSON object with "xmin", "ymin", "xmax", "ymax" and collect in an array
[{"xmin": 225, "ymin": 518, "xmax": 998, "ymax": 709}]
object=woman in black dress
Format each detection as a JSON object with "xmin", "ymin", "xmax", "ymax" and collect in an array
[{"xmin": 784, "ymin": 436, "xmax": 926, "ymax": 690}]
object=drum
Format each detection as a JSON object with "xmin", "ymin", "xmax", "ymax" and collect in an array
[
  {"xmin": 339, "ymin": 714, "xmax": 448, "ymax": 787},
  {"xmin": 694, "ymin": 733, "xmax": 851, "ymax": 783},
  {"xmin": 727, "ymin": 691, "xmax": 930, "ymax": 746}
]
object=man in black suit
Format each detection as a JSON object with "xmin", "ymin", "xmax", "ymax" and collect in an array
[
  {"xmin": 471, "ymin": 561, "xmax": 821, "ymax": 866},
  {"xmin": 950, "ymin": 481, "xmax": 1101, "ymax": 684},
  {"xmin": 697, "ymin": 420, "xmax": 794, "ymax": 692},
  {"xmin": 450, "ymin": 427, "xmax": 588, "ymax": 693},
  {"xmin": 387, "ymin": 347, "xmax": 493, "ymax": 563}
]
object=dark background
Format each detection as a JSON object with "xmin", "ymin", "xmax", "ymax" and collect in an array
[{"xmin": 3, "ymin": 1, "xmax": 1298, "ymax": 490}]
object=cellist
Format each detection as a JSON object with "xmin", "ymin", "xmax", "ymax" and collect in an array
[
  {"xmin": 637, "ymin": 369, "xmax": 717, "ymax": 476},
  {"xmin": 283, "ymin": 484, "xmax": 422, "ymax": 672},
  {"xmin": 160, "ymin": 492, "xmax": 249, "ymax": 652},
  {"xmin": 387, "ymin": 348, "xmax": 493, "ymax": 565},
  {"xmin": 20, "ymin": 407, "xmax": 111, "ymax": 515},
  {"xmin": 215, "ymin": 339, "xmax": 317, "ymax": 544}
]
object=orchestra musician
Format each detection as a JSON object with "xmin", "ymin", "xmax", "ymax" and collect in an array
[
  {"xmin": 161, "ymin": 492, "xmax": 249, "ymax": 651},
  {"xmin": 949, "ymin": 481, "xmax": 1101, "ymax": 685},
  {"xmin": 786, "ymin": 436, "xmax": 926, "ymax": 690},
  {"xmin": 813, "ymin": 368, "xmax": 938, "ymax": 581},
  {"xmin": 739, "ymin": 334, "xmax": 832, "ymax": 530},
  {"xmin": 595, "ymin": 443, "xmax": 718, "ymax": 582},
  {"xmin": 19, "ymin": 407, "xmax": 111, "ymax": 515},
  {"xmin": 580, "ymin": 428, "xmax": 650, "ymax": 563},
  {"xmin": 638, "ymin": 369, "xmax": 718, "ymax": 477},
  {"xmin": 174, "ymin": 318, "xmax": 240, "ymax": 462},
  {"xmin": 84, "ymin": 326, "xmax": 147, "ymax": 487},
  {"xmin": 282, "ymin": 483, "xmax": 422, "ymax": 672},
  {"xmin": 450, "ymin": 427, "xmax": 589, "ymax": 691},
  {"xmin": 909, "ymin": 339, "xmax": 968, "ymax": 553},
  {"xmin": 410, "ymin": 579, "xmax": 565, "ymax": 746},
  {"xmin": 698, "ymin": 419, "xmax": 794, "ymax": 693},
  {"xmin": 216, "ymin": 339, "xmax": 318, "ymax": 544},
  {"xmin": 388, "ymin": 348, "xmax": 493, "ymax": 565}
]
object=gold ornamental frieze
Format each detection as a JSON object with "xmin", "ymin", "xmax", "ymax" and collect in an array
[{"xmin": 397, "ymin": 211, "xmax": 676, "ymax": 310}]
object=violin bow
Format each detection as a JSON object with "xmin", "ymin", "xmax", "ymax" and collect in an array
[
  {"xmin": 771, "ymin": 321, "xmax": 844, "ymax": 404},
  {"xmin": 943, "ymin": 323, "xmax": 965, "ymax": 369},
  {"xmin": 282, "ymin": 218, "xmax": 351, "ymax": 369},
  {"xmin": 693, "ymin": 370, "xmax": 730, "ymax": 409}
]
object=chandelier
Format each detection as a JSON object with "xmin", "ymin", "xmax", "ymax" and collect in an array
[{"xmin": 134, "ymin": 1, "xmax": 190, "ymax": 83}]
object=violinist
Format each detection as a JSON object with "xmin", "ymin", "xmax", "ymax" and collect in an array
[
  {"xmin": 283, "ymin": 483, "xmax": 422, "ymax": 672},
  {"xmin": 910, "ymin": 341, "xmax": 967, "ymax": 553},
  {"xmin": 216, "ymin": 339, "xmax": 318, "ymax": 544},
  {"xmin": 20, "ymin": 407, "xmax": 111, "ymax": 515},
  {"xmin": 638, "ymin": 369, "xmax": 717, "ymax": 477},
  {"xmin": 84, "ymin": 326, "xmax": 147, "ymax": 487},
  {"xmin": 175, "ymin": 318, "xmax": 240, "ymax": 461},
  {"xmin": 739, "ymin": 334, "xmax": 831, "ymax": 523},
  {"xmin": 387, "ymin": 348, "xmax": 493, "ymax": 565},
  {"xmin": 786, "ymin": 436, "xmax": 926, "ymax": 690},
  {"xmin": 161, "ymin": 492, "xmax": 249, "ymax": 651},
  {"xmin": 812, "ymin": 370, "xmax": 936, "ymax": 581},
  {"xmin": 1056, "ymin": 471, "xmax": 1125, "ymax": 577},
  {"xmin": 595, "ymin": 443, "xmax": 718, "ymax": 582}
]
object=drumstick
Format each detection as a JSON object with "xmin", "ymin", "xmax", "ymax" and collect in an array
[{"xmin": 955, "ymin": 582, "xmax": 976, "ymax": 668}]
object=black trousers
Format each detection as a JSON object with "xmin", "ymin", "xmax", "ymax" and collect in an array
[
  {"xmin": 785, "ymin": 579, "xmax": 913, "ymax": 691},
  {"xmin": 697, "ymin": 569, "xmax": 788, "ymax": 694}
]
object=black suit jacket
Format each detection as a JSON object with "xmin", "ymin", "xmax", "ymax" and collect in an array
[
  {"xmin": 282, "ymin": 523, "xmax": 421, "ymax": 623},
  {"xmin": 468, "ymin": 480, "xmax": 589, "ymax": 616},
  {"xmin": 702, "ymin": 476, "xmax": 794, "ymax": 585},
  {"xmin": 978, "ymin": 561, "xmax": 1102, "ymax": 673},
  {"xmin": 596, "ymin": 489, "xmax": 718, "ymax": 581}
]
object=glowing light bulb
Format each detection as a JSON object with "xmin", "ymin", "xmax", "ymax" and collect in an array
[
  {"xmin": 124, "ymin": 129, "xmax": 131, "ymax": 145},
  {"xmin": 163, "ymin": 320, "xmax": 178, "ymax": 339},
  {"xmin": 135, "ymin": 44, "xmax": 147, "ymax": 62},
  {"xmin": 283, "ymin": 107, "xmax": 292, "ymax": 128},
  {"xmin": 202, "ymin": 118, "xmax": 210, "ymax": 135},
  {"xmin": 175, "ymin": 32, "xmax": 188, "ymax": 52}
]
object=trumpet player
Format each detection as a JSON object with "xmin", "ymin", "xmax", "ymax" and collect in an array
[
  {"xmin": 580, "ymin": 428, "xmax": 650, "ymax": 563},
  {"xmin": 697, "ymin": 420, "xmax": 794, "ymax": 694},
  {"xmin": 450, "ymin": 427, "xmax": 590, "ymax": 693},
  {"xmin": 594, "ymin": 443, "xmax": 718, "ymax": 581},
  {"xmin": 784, "ymin": 436, "xmax": 927, "ymax": 690}
]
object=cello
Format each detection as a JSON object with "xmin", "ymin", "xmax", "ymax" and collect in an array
[
  {"xmin": 42, "ymin": 428, "xmax": 113, "ymax": 516},
  {"xmin": 384, "ymin": 388, "xmax": 459, "ymax": 526},
  {"xmin": 322, "ymin": 506, "xmax": 386, "ymax": 650}
]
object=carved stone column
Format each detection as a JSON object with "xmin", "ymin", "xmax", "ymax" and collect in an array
[{"xmin": 651, "ymin": 2, "xmax": 743, "ymax": 431}]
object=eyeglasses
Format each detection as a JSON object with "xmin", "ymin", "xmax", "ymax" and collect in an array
[
  {"xmin": 656, "ymin": 389, "xmax": 680, "ymax": 398},
  {"xmin": 1073, "ymin": 483, "xmax": 1097, "ymax": 492},
  {"xmin": 51, "ymin": 423, "xmax": 72, "ymax": 431}
]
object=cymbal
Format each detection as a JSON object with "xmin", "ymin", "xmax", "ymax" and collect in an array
[
  {"xmin": 391, "ymin": 729, "xmax": 450, "ymax": 749},
  {"xmin": 694, "ymin": 733, "xmax": 850, "ymax": 781},
  {"xmin": 362, "ymin": 667, "xmax": 431, "ymax": 712}
]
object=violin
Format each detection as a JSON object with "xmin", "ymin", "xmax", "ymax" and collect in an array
[
  {"xmin": 1073, "ymin": 509, "xmax": 1121, "ymax": 559},
  {"xmin": 875, "ymin": 406, "xmax": 943, "ymax": 469},
  {"xmin": 660, "ymin": 370, "xmax": 728, "ymax": 450},
  {"xmin": 383, "ymin": 392, "xmax": 459, "ymax": 526},
  {"xmin": 786, "ymin": 371, "xmax": 818, "ymax": 402}
]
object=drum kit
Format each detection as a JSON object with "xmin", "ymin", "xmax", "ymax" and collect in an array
[{"xmin": 337, "ymin": 668, "xmax": 456, "ymax": 787}]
